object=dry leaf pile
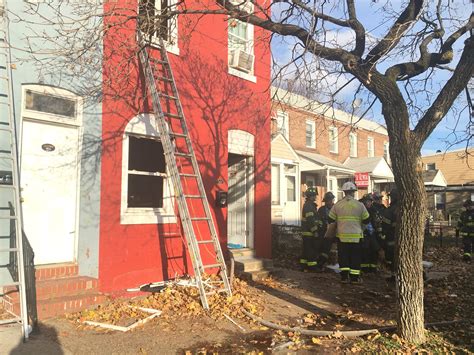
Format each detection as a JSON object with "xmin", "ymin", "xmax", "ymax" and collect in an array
[{"xmin": 69, "ymin": 276, "xmax": 265, "ymax": 327}]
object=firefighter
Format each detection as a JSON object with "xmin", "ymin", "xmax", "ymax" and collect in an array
[
  {"xmin": 381, "ymin": 189, "xmax": 399, "ymax": 281},
  {"xmin": 317, "ymin": 191, "xmax": 336, "ymax": 268},
  {"xmin": 300, "ymin": 187, "xmax": 322, "ymax": 271},
  {"xmin": 458, "ymin": 199, "xmax": 474, "ymax": 262},
  {"xmin": 359, "ymin": 193, "xmax": 380, "ymax": 273},
  {"xmin": 326, "ymin": 182, "xmax": 370, "ymax": 283}
]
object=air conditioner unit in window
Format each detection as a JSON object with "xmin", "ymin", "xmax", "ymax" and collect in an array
[{"xmin": 229, "ymin": 49, "xmax": 254, "ymax": 73}]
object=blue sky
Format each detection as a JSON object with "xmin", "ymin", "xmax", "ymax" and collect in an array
[{"xmin": 269, "ymin": 1, "xmax": 472, "ymax": 156}]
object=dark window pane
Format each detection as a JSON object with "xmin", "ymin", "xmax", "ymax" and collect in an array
[
  {"xmin": 139, "ymin": 0, "xmax": 169, "ymax": 40},
  {"xmin": 128, "ymin": 136, "xmax": 165, "ymax": 173},
  {"xmin": 25, "ymin": 90, "xmax": 76, "ymax": 117},
  {"xmin": 128, "ymin": 174, "xmax": 164, "ymax": 208}
]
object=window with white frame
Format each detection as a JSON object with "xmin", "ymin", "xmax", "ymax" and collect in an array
[
  {"xmin": 276, "ymin": 111, "xmax": 289, "ymax": 140},
  {"xmin": 228, "ymin": 1, "xmax": 254, "ymax": 78},
  {"xmin": 383, "ymin": 142, "xmax": 390, "ymax": 162},
  {"xmin": 305, "ymin": 120, "xmax": 316, "ymax": 148},
  {"xmin": 367, "ymin": 137, "xmax": 375, "ymax": 157},
  {"xmin": 121, "ymin": 114, "xmax": 176, "ymax": 224},
  {"xmin": 139, "ymin": 0, "xmax": 179, "ymax": 53},
  {"xmin": 329, "ymin": 126, "xmax": 338, "ymax": 153},
  {"xmin": 271, "ymin": 164, "xmax": 280, "ymax": 205},
  {"xmin": 349, "ymin": 132, "xmax": 357, "ymax": 157}
]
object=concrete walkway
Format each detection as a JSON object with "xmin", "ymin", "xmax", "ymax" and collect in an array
[{"xmin": 0, "ymin": 324, "xmax": 71, "ymax": 355}]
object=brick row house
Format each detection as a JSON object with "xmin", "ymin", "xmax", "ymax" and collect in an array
[
  {"xmin": 271, "ymin": 87, "xmax": 394, "ymax": 226},
  {"xmin": 0, "ymin": 0, "xmax": 272, "ymax": 319}
]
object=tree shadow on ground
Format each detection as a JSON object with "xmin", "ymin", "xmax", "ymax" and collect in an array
[{"xmin": 10, "ymin": 322, "xmax": 65, "ymax": 355}]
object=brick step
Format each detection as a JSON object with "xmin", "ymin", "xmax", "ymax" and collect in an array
[
  {"xmin": 3, "ymin": 276, "xmax": 98, "ymax": 301},
  {"xmin": 5, "ymin": 293, "xmax": 107, "ymax": 319},
  {"xmin": 35, "ymin": 263, "xmax": 79, "ymax": 281}
]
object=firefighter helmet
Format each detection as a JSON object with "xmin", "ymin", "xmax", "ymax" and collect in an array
[
  {"xmin": 463, "ymin": 199, "xmax": 473, "ymax": 208},
  {"xmin": 361, "ymin": 193, "xmax": 373, "ymax": 202},
  {"xmin": 371, "ymin": 191, "xmax": 382, "ymax": 201},
  {"xmin": 342, "ymin": 182, "xmax": 357, "ymax": 191},
  {"xmin": 323, "ymin": 191, "xmax": 335, "ymax": 202},
  {"xmin": 305, "ymin": 187, "xmax": 318, "ymax": 198}
]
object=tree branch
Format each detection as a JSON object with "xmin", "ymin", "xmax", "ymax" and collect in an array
[
  {"xmin": 346, "ymin": 0, "xmax": 365, "ymax": 57},
  {"xmin": 413, "ymin": 36, "xmax": 474, "ymax": 146},
  {"xmin": 364, "ymin": 0, "xmax": 425, "ymax": 66},
  {"xmin": 385, "ymin": 14, "xmax": 473, "ymax": 81}
]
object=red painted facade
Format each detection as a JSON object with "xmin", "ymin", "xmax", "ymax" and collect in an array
[{"xmin": 99, "ymin": 0, "xmax": 271, "ymax": 292}]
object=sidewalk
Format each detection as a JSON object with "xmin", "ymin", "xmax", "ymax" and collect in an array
[{"xmin": 0, "ymin": 323, "xmax": 71, "ymax": 355}]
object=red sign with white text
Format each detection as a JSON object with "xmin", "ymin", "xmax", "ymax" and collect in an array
[{"xmin": 355, "ymin": 172, "xmax": 369, "ymax": 187}]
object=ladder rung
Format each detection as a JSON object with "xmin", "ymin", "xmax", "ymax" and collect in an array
[
  {"xmin": 159, "ymin": 93, "xmax": 178, "ymax": 100},
  {"xmin": 0, "ymin": 93, "xmax": 8, "ymax": 98},
  {"xmin": 203, "ymin": 263, "xmax": 222, "ymax": 269},
  {"xmin": 0, "ymin": 215, "xmax": 17, "ymax": 220},
  {"xmin": 163, "ymin": 112, "xmax": 182, "ymax": 119},
  {"xmin": 183, "ymin": 194, "xmax": 205, "ymax": 199},
  {"xmin": 0, "ymin": 248, "xmax": 19, "ymax": 252},
  {"xmin": 0, "ymin": 184, "xmax": 16, "ymax": 190},
  {"xmin": 0, "ymin": 318, "xmax": 21, "ymax": 325},
  {"xmin": 205, "ymin": 288, "xmax": 227, "ymax": 296},
  {"xmin": 150, "ymin": 59, "xmax": 168, "ymax": 65},
  {"xmin": 179, "ymin": 173, "xmax": 198, "ymax": 178},
  {"xmin": 169, "ymin": 132, "xmax": 187, "ymax": 138},
  {"xmin": 197, "ymin": 240, "xmax": 214, "ymax": 244},
  {"xmin": 0, "ymin": 126, "xmax": 13, "ymax": 132},
  {"xmin": 156, "ymin": 76, "xmax": 173, "ymax": 82},
  {"xmin": 191, "ymin": 217, "xmax": 211, "ymax": 221},
  {"xmin": 175, "ymin": 152, "xmax": 192, "ymax": 158}
]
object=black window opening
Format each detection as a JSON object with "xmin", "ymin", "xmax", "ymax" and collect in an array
[
  {"xmin": 139, "ymin": 0, "xmax": 170, "ymax": 41},
  {"xmin": 25, "ymin": 90, "xmax": 76, "ymax": 118},
  {"xmin": 127, "ymin": 136, "xmax": 167, "ymax": 208}
]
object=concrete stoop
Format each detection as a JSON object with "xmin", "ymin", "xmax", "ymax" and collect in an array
[{"xmin": 229, "ymin": 248, "xmax": 274, "ymax": 282}]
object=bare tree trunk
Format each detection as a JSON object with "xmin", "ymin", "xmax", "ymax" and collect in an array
[{"xmin": 390, "ymin": 137, "xmax": 427, "ymax": 344}]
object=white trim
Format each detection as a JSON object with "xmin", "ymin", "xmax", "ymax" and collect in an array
[
  {"xmin": 383, "ymin": 141, "xmax": 390, "ymax": 163},
  {"xmin": 276, "ymin": 111, "xmax": 289, "ymax": 141},
  {"xmin": 228, "ymin": 129, "xmax": 254, "ymax": 156},
  {"xmin": 21, "ymin": 84, "xmax": 83, "ymax": 127},
  {"xmin": 228, "ymin": 67, "xmax": 257, "ymax": 82},
  {"xmin": 329, "ymin": 126, "xmax": 338, "ymax": 154},
  {"xmin": 120, "ymin": 113, "xmax": 177, "ymax": 225},
  {"xmin": 305, "ymin": 119, "xmax": 316, "ymax": 148},
  {"xmin": 349, "ymin": 132, "xmax": 358, "ymax": 157},
  {"xmin": 367, "ymin": 137, "xmax": 375, "ymax": 157}
]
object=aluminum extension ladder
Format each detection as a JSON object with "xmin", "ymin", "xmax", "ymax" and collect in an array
[
  {"xmin": 136, "ymin": 31, "xmax": 232, "ymax": 309},
  {"xmin": 0, "ymin": 0, "xmax": 30, "ymax": 340}
]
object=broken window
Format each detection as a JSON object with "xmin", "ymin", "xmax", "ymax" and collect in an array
[
  {"xmin": 127, "ymin": 135, "xmax": 166, "ymax": 208},
  {"xmin": 139, "ymin": 0, "xmax": 172, "ymax": 41}
]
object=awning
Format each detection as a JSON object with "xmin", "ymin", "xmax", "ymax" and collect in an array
[
  {"xmin": 296, "ymin": 150, "xmax": 355, "ymax": 175},
  {"xmin": 344, "ymin": 157, "xmax": 394, "ymax": 182}
]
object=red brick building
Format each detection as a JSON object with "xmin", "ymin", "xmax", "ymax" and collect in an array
[{"xmin": 271, "ymin": 88, "xmax": 393, "ymax": 224}]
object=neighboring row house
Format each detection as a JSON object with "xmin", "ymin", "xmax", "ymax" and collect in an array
[
  {"xmin": 1, "ymin": 0, "xmax": 272, "ymax": 319},
  {"xmin": 271, "ymin": 87, "xmax": 394, "ymax": 226},
  {"xmin": 421, "ymin": 148, "xmax": 474, "ymax": 221}
]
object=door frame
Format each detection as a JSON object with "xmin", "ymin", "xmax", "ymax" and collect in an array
[
  {"xmin": 227, "ymin": 130, "xmax": 255, "ymax": 249},
  {"xmin": 20, "ymin": 84, "xmax": 83, "ymax": 264}
]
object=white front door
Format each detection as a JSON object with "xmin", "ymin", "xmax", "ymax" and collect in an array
[
  {"xmin": 282, "ymin": 164, "xmax": 299, "ymax": 225},
  {"xmin": 227, "ymin": 154, "xmax": 247, "ymax": 248},
  {"xmin": 21, "ymin": 120, "xmax": 79, "ymax": 264}
]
